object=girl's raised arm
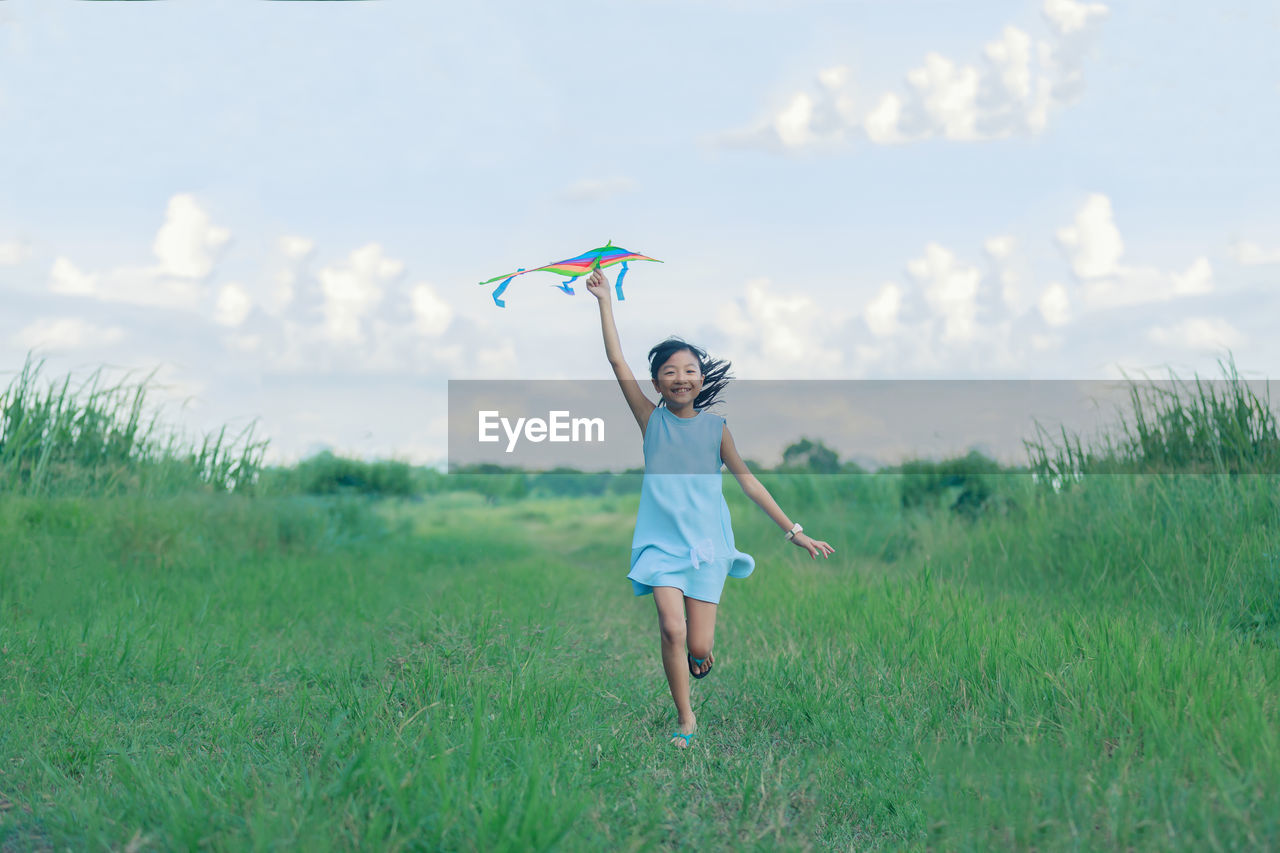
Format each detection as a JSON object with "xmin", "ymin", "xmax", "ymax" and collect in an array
[{"xmin": 586, "ymin": 268, "xmax": 655, "ymax": 435}]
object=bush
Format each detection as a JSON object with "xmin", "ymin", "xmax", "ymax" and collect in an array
[
  {"xmin": 259, "ymin": 451, "xmax": 414, "ymax": 497},
  {"xmin": 778, "ymin": 438, "xmax": 841, "ymax": 474},
  {"xmin": 892, "ymin": 450, "xmax": 1013, "ymax": 520}
]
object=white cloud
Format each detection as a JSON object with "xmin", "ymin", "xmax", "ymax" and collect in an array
[
  {"xmin": 267, "ymin": 270, "xmax": 297, "ymax": 315},
  {"xmin": 717, "ymin": 278, "xmax": 844, "ymax": 374},
  {"xmin": 1170, "ymin": 256, "xmax": 1213, "ymax": 296},
  {"xmin": 99, "ymin": 267, "xmax": 205, "ymax": 310},
  {"xmin": 775, "ymin": 92, "xmax": 818, "ymax": 148},
  {"xmin": 837, "ymin": 193, "xmax": 1237, "ymax": 377},
  {"xmin": 49, "ymin": 257, "xmax": 97, "ymax": 295},
  {"xmin": 280, "ymin": 235, "xmax": 314, "ymax": 261},
  {"xmin": 317, "ymin": 243, "xmax": 404, "ymax": 343},
  {"xmin": 907, "ymin": 243, "xmax": 982, "ymax": 343},
  {"xmin": 863, "ymin": 282, "xmax": 902, "ymax": 337},
  {"xmin": 983, "ymin": 235, "xmax": 1024, "ymax": 312},
  {"xmin": 984, "ymin": 25, "xmax": 1034, "ymax": 102},
  {"xmin": 219, "ymin": 252, "xmax": 470, "ymax": 378},
  {"xmin": 1038, "ymin": 282, "xmax": 1071, "ymax": 326},
  {"xmin": 45, "ymin": 194, "xmax": 231, "ymax": 310},
  {"xmin": 723, "ymin": 0, "xmax": 1108, "ymax": 151},
  {"xmin": 984, "ymin": 234, "xmax": 1015, "ymax": 261},
  {"xmin": 0, "ymin": 240, "xmax": 31, "ymax": 266},
  {"xmin": 720, "ymin": 62, "xmax": 860, "ymax": 150},
  {"xmin": 12, "ymin": 317, "xmax": 126, "ymax": 351},
  {"xmin": 560, "ymin": 176, "xmax": 640, "ymax": 203},
  {"xmin": 1147, "ymin": 317, "xmax": 1246, "ymax": 353},
  {"xmin": 1042, "ymin": 0, "xmax": 1109, "ymax": 38},
  {"xmin": 410, "ymin": 282, "xmax": 453, "ymax": 336},
  {"xmin": 849, "ymin": 238, "xmax": 1026, "ymax": 375},
  {"xmin": 1055, "ymin": 193, "xmax": 1214, "ymax": 309},
  {"xmin": 817, "ymin": 65, "xmax": 851, "ymax": 91},
  {"xmin": 214, "ymin": 282, "xmax": 252, "ymax": 327},
  {"xmin": 903, "ymin": 53, "xmax": 982, "ymax": 141},
  {"xmin": 846, "ymin": 225, "xmax": 1132, "ymax": 374},
  {"xmin": 1229, "ymin": 240, "xmax": 1280, "ymax": 266},
  {"xmin": 152, "ymin": 193, "xmax": 231, "ymax": 279},
  {"xmin": 1055, "ymin": 193, "xmax": 1123, "ymax": 278},
  {"xmin": 1038, "ymin": 0, "xmax": 1109, "ymax": 104},
  {"xmin": 863, "ymin": 94, "xmax": 907, "ymax": 146},
  {"xmin": 263, "ymin": 235, "xmax": 314, "ymax": 316}
]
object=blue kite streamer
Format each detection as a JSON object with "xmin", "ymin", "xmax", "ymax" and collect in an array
[
  {"xmin": 491, "ymin": 269, "xmax": 524, "ymax": 308},
  {"xmin": 614, "ymin": 261, "xmax": 630, "ymax": 301}
]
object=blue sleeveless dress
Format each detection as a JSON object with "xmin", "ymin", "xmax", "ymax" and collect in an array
[{"xmin": 628, "ymin": 406, "xmax": 755, "ymax": 604}]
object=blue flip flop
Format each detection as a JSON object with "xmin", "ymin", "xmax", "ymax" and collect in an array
[
  {"xmin": 670, "ymin": 731, "xmax": 696, "ymax": 747},
  {"xmin": 688, "ymin": 653, "xmax": 712, "ymax": 679}
]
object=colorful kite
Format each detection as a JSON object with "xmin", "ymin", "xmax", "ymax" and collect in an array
[{"xmin": 479, "ymin": 241, "xmax": 662, "ymax": 307}]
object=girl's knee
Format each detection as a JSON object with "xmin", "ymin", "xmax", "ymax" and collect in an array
[
  {"xmin": 687, "ymin": 640, "xmax": 711, "ymax": 660},
  {"xmin": 659, "ymin": 618, "xmax": 686, "ymax": 646}
]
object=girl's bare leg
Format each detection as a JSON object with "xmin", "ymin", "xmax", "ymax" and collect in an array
[
  {"xmin": 652, "ymin": 586, "xmax": 696, "ymax": 746},
  {"xmin": 685, "ymin": 596, "xmax": 718, "ymax": 677}
]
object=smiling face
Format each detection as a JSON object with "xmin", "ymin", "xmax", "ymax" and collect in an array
[{"xmin": 652, "ymin": 348, "xmax": 704, "ymax": 407}]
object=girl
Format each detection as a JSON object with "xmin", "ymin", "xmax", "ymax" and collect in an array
[{"xmin": 585, "ymin": 268, "xmax": 836, "ymax": 749}]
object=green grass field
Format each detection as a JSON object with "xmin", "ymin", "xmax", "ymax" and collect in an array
[
  {"xmin": 4, "ymin": 356, "xmax": 1279, "ymax": 850},
  {"xmin": 3, "ymin": 472, "xmax": 1278, "ymax": 851}
]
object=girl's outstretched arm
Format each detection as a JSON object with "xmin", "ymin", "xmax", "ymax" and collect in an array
[
  {"xmin": 585, "ymin": 268, "xmax": 655, "ymax": 436},
  {"xmin": 720, "ymin": 424, "xmax": 836, "ymax": 560}
]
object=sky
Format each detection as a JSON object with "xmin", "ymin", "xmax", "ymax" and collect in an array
[{"xmin": 2, "ymin": 0, "xmax": 1277, "ymax": 467}]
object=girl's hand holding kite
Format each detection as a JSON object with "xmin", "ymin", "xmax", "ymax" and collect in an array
[{"xmin": 584, "ymin": 268, "xmax": 610, "ymax": 301}]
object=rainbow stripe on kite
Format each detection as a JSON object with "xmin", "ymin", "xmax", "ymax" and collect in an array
[{"xmin": 479, "ymin": 241, "xmax": 662, "ymax": 307}]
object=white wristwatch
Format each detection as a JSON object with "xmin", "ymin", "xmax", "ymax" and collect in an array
[{"xmin": 784, "ymin": 522, "xmax": 803, "ymax": 541}]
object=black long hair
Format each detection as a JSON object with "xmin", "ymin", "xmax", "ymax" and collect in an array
[{"xmin": 646, "ymin": 337, "xmax": 733, "ymax": 411}]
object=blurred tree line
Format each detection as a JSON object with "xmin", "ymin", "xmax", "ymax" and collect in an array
[{"xmin": 261, "ymin": 439, "xmax": 1020, "ymax": 520}]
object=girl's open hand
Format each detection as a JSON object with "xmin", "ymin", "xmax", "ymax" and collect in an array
[
  {"xmin": 584, "ymin": 268, "xmax": 610, "ymax": 301},
  {"xmin": 792, "ymin": 533, "xmax": 835, "ymax": 560}
]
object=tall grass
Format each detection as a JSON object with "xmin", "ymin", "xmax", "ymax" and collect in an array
[
  {"xmin": 1009, "ymin": 354, "xmax": 1280, "ymax": 646},
  {"xmin": 0, "ymin": 354, "xmax": 267, "ymax": 497},
  {"xmin": 1026, "ymin": 354, "xmax": 1280, "ymax": 484}
]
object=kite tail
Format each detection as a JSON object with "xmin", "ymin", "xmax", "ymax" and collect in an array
[
  {"xmin": 490, "ymin": 269, "xmax": 524, "ymax": 308},
  {"xmin": 553, "ymin": 278, "xmax": 575, "ymax": 295},
  {"xmin": 614, "ymin": 261, "xmax": 629, "ymax": 302}
]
